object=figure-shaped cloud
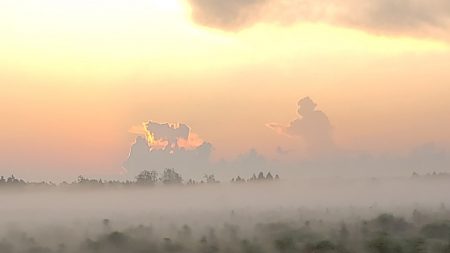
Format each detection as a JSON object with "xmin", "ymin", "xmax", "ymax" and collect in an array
[
  {"xmin": 187, "ymin": 0, "xmax": 450, "ymax": 39},
  {"xmin": 268, "ymin": 97, "xmax": 335, "ymax": 155}
]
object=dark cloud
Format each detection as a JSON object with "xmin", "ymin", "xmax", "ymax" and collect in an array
[
  {"xmin": 343, "ymin": 0, "xmax": 450, "ymax": 36},
  {"xmin": 268, "ymin": 97, "xmax": 335, "ymax": 155},
  {"xmin": 188, "ymin": 0, "xmax": 268, "ymax": 30},
  {"xmin": 186, "ymin": 0, "xmax": 450, "ymax": 39},
  {"xmin": 145, "ymin": 121, "xmax": 190, "ymax": 148}
]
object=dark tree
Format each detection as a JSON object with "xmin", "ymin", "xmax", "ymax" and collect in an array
[
  {"xmin": 161, "ymin": 169, "xmax": 182, "ymax": 185},
  {"xmin": 135, "ymin": 170, "xmax": 158, "ymax": 185},
  {"xmin": 187, "ymin": 179, "xmax": 198, "ymax": 185},
  {"xmin": 257, "ymin": 172, "xmax": 265, "ymax": 180},
  {"xmin": 204, "ymin": 174, "xmax": 219, "ymax": 184},
  {"xmin": 5, "ymin": 175, "xmax": 25, "ymax": 185},
  {"xmin": 236, "ymin": 176, "xmax": 245, "ymax": 183}
]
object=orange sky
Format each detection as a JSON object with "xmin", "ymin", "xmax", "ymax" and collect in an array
[{"xmin": 1, "ymin": 0, "xmax": 450, "ymax": 180}]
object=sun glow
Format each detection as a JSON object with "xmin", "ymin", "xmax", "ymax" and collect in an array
[{"xmin": 144, "ymin": 129, "xmax": 156, "ymax": 146}]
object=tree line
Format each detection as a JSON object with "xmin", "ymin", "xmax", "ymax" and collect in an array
[{"xmin": 0, "ymin": 169, "xmax": 280, "ymax": 189}]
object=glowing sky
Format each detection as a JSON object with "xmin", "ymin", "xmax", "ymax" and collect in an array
[{"xmin": 1, "ymin": 0, "xmax": 450, "ymax": 180}]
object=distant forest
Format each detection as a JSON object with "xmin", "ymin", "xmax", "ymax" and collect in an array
[
  {"xmin": 2, "ymin": 170, "xmax": 450, "ymax": 190},
  {"xmin": 0, "ymin": 169, "xmax": 280, "ymax": 189}
]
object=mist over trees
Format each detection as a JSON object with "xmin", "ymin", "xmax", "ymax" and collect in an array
[
  {"xmin": 1, "ymin": 170, "xmax": 450, "ymax": 253},
  {"xmin": 2, "ymin": 208, "xmax": 450, "ymax": 253}
]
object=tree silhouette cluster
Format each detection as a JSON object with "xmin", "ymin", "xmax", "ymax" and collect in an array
[
  {"xmin": 0, "ymin": 175, "xmax": 26, "ymax": 186},
  {"xmin": 231, "ymin": 171, "xmax": 280, "ymax": 183},
  {"xmin": 412, "ymin": 171, "xmax": 450, "ymax": 180},
  {"xmin": 0, "ymin": 169, "xmax": 280, "ymax": 190}
]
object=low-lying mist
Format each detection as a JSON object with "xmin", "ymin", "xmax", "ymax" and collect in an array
[{"xmin": 1, "ymin": 175, "xmax": 450, "ymax": 253}]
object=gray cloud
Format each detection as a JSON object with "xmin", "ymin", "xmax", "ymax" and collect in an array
[
  {"xmin": 124, "ymin": 122, "xmax": 213, "ymax": 178},
  {"xmin": 123, "ymin": 113, "xmax": 450, "ymax": 181},
  {"xmin": 188, "ymin": 0, "xmax": 268, "ymax": 30},
  {"xmin": 124, "ymin": 121, "xmax": 273, "ymax": 180},
  {"xmin": 343, "ymin": 0, "xmax": 450, "ymax": 36},
  {"xmin": 186, "ymin": 0, "xmax": 450, "ymax": 38},
  {"xmin": 123, "ymin": 135, "xmax": 213, "ymax": 179},
  {"xmin": 145, "ymin": 121, "xmax": 190, "ymax": 148},
  {"xmin": 268, "ymin": 97, "xmax": 335, "ymax": 155}
]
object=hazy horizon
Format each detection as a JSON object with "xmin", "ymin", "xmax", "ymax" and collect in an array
[{"xmin": 2, "ymin": 2, "xmax": 450, "ymax": 252}]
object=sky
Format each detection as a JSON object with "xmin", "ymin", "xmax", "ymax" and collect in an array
[{"xmin": 1, "ymin": 0, "xmax": 450, "ymax": 181}]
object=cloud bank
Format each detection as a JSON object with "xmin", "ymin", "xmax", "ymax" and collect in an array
[
  {"xmin": 124, "ymin": 120, "xmax": 280, "ymax": 180},
  {"xmin": 187, "ymin": 0, "xmax": 450, "ymax": 39},
  {"xmin": 124, "ymin": 99, "xmax": 450, "ymax": 181}
]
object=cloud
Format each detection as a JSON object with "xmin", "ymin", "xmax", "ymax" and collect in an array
[
  {"xmin": 186, "ymin": 0, "xmax": 450, "ymax": 39},
  {"xmin": 177, "ymin": 132, "xmax": 205, "ymax": 150},
  {"xmin": 124, "ymin": 121, "xmax": 213, "ymax": 178},
  {"xmin": 215, "ymin": 148, "xmax": 277, "ymax": 179},
  {"xmin": 144, "ymin": 121, "xmax": 190, "ymax": 149},
  {"xmin": 276, "ymin": 146, "xmax": 291, "ymax": 155},
  {"xmin": 124, "ymin": 121, "xmax": 275, "ymax": 179},
  {"xmin": 267, "ymin": 97, "xmax": 335, "ymax": 155},
  {"xmin": 188, "ymin": 0, "xmax": 268, "ymax": 31},
  {"xmin": 123, "ymin": 114, "xmax": 450, "ymax": 181}
]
